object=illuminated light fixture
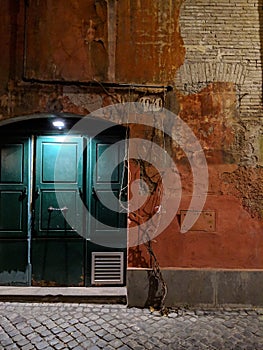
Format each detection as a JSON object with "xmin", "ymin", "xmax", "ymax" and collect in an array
[{"xmin": 52, "ymin": 119, "xmax": 65, "ymax": 130}]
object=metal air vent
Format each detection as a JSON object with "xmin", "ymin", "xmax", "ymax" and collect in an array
[{"xmin": 91, "ymin": 252, "xmax": 124, "ymax": 285}]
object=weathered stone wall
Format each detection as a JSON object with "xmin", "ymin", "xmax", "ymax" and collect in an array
[
  {"xmin": 127, "ymin": 0, "xmax": 263, "ymax": 270},
  {"xmin": 20, "ymin": 0, "xmax": 184, "ymax": 84},
  {"xmin": 128, "ymin": 82, "xmax": 263, "ymax": 270},
  {"xmin": 176, "ymin": 0, "xmax": 263, "ymax": 119}
]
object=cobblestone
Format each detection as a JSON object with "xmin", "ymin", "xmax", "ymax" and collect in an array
[{"xmin": 0, "ymin": 303, "xmax": 262, "ymax": 349}]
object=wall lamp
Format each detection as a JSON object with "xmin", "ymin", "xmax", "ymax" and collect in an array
[{"xmin": 52, "ymin": 119, "xmax": 65, "ymax": 130}]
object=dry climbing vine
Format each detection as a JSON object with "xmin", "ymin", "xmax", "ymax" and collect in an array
[{"xmin": 129, "ymin": 173, "xmax": 168, "ymax": 315}]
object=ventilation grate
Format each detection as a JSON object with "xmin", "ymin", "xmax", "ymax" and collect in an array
[{"xmin": 91, "ymin": 252, "xmax": 124, "ymax": 285}]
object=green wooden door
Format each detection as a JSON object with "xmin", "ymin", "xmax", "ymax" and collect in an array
[
  {"xmin": 0, "ymin": 137, "xmax": 30, "ymax": 285},
  {"xmin": 32, "ymin": 136, "xmax": 85, "ymax": 286},
  {"xmin": 86, "ymin": 136, "xmax": 127, "ymax": 286},
  {"xmin": 0, "ymin": 132, "xmax": 127, "ymax": 287}
]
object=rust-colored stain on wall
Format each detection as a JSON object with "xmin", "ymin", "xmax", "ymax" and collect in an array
[
  {"xmin": 178, "ymin": 83, "xmax": 237, "ymax": 160},
  {"xmin": 24, "ymin": 0, "xmax": 185, "ymax": 84},
  {"xmin": 128, "ymin": 82, "xmax": 263, "ymax": 270},
  {"xmin": 25, "ymin": 0, "xmax": 108, "ymax": 81},
  {"xmin": 116, "ymin": 0, "xmax": 185, "ymax": 84}
]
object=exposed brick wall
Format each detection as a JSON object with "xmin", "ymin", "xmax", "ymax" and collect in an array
[{"xmin": 176, "ymin": 0, "xmax": 263, "ymax": 119}]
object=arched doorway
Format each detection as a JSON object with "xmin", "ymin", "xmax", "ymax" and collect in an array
[{"xmin": 0, "ymin": 114, "xmax": 127, "ymax": 286}]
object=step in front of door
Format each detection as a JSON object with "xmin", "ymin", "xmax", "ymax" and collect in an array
[
  {"xmin": 0, "ymin": 286, "xmax": 127, "ymax": 304},
  {"xmin": 91, "ymin": 252, "xmax": 124, "ymax": 285}
]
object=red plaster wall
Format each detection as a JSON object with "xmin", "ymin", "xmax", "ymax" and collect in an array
[
  {"xmin": 116, "ymin": 0, "xmax": 185, "ymax": 84},
  {"xmin": 23, "ymin": 0, "xmax": 185, "ymax": 84},
  {"xmin": 129, "ymin": 193, "xmax": 263, "ymax": 269},
  {"xmin": 0, "ymin": 1, "xmax": 24, "ymax": 94},
  {"xmin": 0, "ymin": 1, "xmax": 11, "ymax": 94},
  {"xmin": 128, "ymin": 83, "xmax": 263, "ymax": 269},
  {"xmin": 25, "ymin": 0, "xmax": 108, "ymax": 81}
]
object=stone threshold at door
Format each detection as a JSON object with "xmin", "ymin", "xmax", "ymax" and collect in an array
[{"xmin": 0, "ymin": 286, "xmax": 127, "ymax": 304}]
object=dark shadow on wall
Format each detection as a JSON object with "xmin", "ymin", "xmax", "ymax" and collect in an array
[
  {"xmin": 259, "ymin": 0, "xmax": 263, "ymax": 103},
  {"xmin": 8, "ymin": 0, "xmax": 18, "ymax": 80}
]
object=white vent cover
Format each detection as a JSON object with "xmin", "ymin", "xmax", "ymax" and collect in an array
[{"xmin": 91, "ymin": 252, "xmax": 124, "ymax": 285}]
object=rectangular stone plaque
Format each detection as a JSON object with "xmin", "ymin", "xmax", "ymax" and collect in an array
[{"xmin": 180, "ymin": 210, "xmax": 216, "ymax": 232}]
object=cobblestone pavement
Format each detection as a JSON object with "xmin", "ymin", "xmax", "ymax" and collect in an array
[{"xmin": 0, "ymin": 303, "xmax": 262, "ymax": 350}]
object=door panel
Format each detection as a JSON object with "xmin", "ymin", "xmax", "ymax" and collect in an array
[
  {"xmin": 96, "ymin": 143, "xmax": 120, "ymax": 183},
  {"xmin": 0, "ymin": 139, "xmax": 29, "ymax": 238},
  {"xmin": 0, "ymin": 138, "xmax": 30, "ymax": 285},
  {"xmin": 0, "ymin": 191, "xmax": 23, "ymax": 232},
  {"xmin": 90, "ymin": 139, "xmax": 127, "ymax": 241},
  {"xmin": 31, "ymin": 239, "xmax": 84, "ymax": 286},
  {"xmin": 34, "ymin": 136, "xmax": 83, "ymax": 238},
  {"xmin": 87, "ymin": 137, "xmax": 127, "ymax": 286},
  {"xmin": 0, "ymin": 144, "xmax": 24, "ymax": 183},
  {"xmin": 32, "ymin": 136, "xmax": 85, "ymax": 286},
  {"xmin": 41, "ymin": 142, "xmax": 78, "ymax": 183},
  {"xmin": 39, "ymin": 190, "xmax": 77, "ymax": 232},
  {"xmin": 95, "ymin": 190, "xmax": 120, "ymax": 228},
  {"xmin": 0, "ymin": 240, "xmax": 29, "ymax": 285}
]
